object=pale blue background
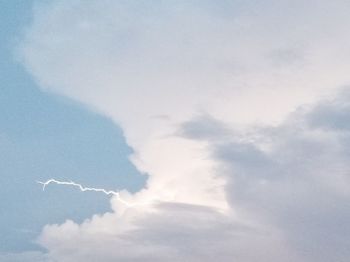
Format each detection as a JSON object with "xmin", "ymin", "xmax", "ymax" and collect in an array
[{"xmin": 0, "ymin": 0, "xmax": 146, "ymax": 252}]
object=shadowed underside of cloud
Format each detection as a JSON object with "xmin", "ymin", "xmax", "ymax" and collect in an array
[
  {"xmin": 193, "ymin": 93, "xmax": 350, "ymax": 261},
  {"xmin": 18, "ymin": 1, "xmax": 350, "ymax": 261}
]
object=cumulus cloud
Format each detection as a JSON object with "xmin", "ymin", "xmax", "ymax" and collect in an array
[
  {"xmin": 199, "ymin": 96, "xmax": 350, "ymax": 261},
  {"xmin": 18, "ymin": 0, "xmax": 350, "ymax": 261},
  {"xmin": 35, "ymin": 89, "xmax": 350, "ymax": 262}
]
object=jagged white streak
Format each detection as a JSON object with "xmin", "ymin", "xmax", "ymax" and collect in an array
[{"xmin": 37, "ymin": 179, "xmax": 134, "ymax": 206}]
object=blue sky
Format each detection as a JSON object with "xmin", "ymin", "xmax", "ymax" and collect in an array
[{"xmin": 0, "ymin": 0, "xmax": 145, "ymax": 253}]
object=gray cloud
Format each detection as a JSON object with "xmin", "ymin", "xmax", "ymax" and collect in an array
[
  {"xmin": 177, "ymin": 114, "xmax": 232, "ymax": 140},
  {"xmin": 178, "ymin": 91, "xmax": 350, "ymax": 262},
  {"xmin": 307, "ymin": 88, "xmax": 350, "ymax": 131}
]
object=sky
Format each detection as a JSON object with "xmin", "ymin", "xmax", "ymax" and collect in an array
[
  {"xmin": 0, "ymin": 0, "xmax": 145, "ymax": 257},
  {"xmin": 1, "ymin": 0, "xmax": 350, "ymax": 261}
]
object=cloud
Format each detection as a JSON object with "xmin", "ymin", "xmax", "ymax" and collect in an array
[
  {"xmin": 307, "ymin": 88, "xmax": 350, "ymax": 131},
  {"xmin": 36, "ymin": 91, "xmax": 350, "ymax": 262},
  {"xmin": 38, "ymin": 202, "xmax": 298, "ymax": 262},
  {"xmin": 212, "ymin": 100, "xmax": 350, "ymax": 261},
  {"xmin": 18, "ymin": 0, "xmax": 350, "ymax": 261}
]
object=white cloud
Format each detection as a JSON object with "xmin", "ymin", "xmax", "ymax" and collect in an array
[{"xmin": 19, "ymin": 0, "xmax": 350, "ymax": 261}]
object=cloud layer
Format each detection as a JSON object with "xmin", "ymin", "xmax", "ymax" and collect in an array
[{"xmin": 19, "ymin": 1, "xmax": 350, "ymax": 261}]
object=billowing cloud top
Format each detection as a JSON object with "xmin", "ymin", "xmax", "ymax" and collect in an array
[{"xmin": 19, "ymin": 1, "xmax": 350, "ymax": 261}]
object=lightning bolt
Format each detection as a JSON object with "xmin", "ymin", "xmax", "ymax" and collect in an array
[{"xmin": 37, "ymin": 179, "xmax": 134, "ymax": 206}]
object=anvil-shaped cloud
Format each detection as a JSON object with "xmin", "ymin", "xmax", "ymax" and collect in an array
[{"xmin": 19, "ymin": 1, "xmax": 350, "ymax": 261}]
